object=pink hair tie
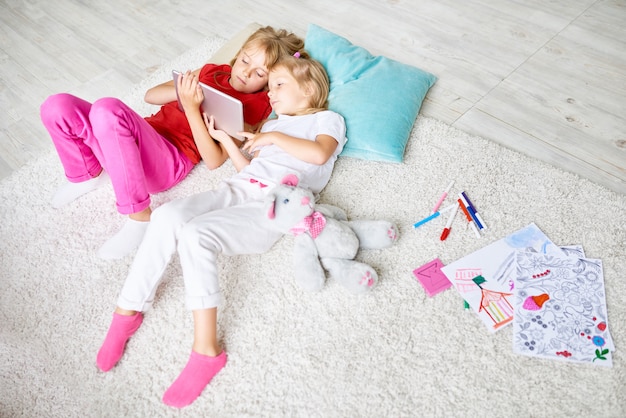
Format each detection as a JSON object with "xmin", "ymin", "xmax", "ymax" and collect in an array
[{"xmin": 293, "ymin": 52, "xmax": 301, "ymax": 58}]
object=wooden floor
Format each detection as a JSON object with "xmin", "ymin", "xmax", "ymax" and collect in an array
[{"xmin": 1, "ymin": 0, "xmax": 625, "ymax": 193}]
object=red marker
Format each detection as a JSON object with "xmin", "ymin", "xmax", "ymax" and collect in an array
[
  {"xmin": 458, "ymin": 198, "xmax": 473, "ymax": 222},
  {"xmin": 457, "ymin": 198, "xmax": 481, "ymax": 238},
  {"xmin": 440, "ymin": 203, "xmax": 459, "ymax": 241}
]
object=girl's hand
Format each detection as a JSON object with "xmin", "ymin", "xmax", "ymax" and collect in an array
[
  {"xmin": 241, "ymin": 131, "xmax": 273, "ymax": 152},
  {"xmin": 205, "ymin": 115, "xmax": 253, "ymax": 170},
  {"xmin": 205, "ymin": 114, "xmax": 233, "ymax": 145},
  {"xmin": 177, "ymin": 70, "xmax": 204, "ymax": 112}
]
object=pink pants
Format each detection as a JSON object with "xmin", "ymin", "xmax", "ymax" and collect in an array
[{"xmin": 40, "ymin": 93, "xmax": 195, "ymax": 214}]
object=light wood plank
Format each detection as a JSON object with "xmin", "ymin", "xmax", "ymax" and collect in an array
[{"xmin": 455, "ymin": 0, "xmax": 626, "ymax": 193}]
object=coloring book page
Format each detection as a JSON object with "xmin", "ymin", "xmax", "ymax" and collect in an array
[
  {"xmin": 512, "ymin": 250, "xmax": 614, "ymax": 367},
  {"xmin": 441, "ymin": 223, "xmax": 564, "ymax": 333}
]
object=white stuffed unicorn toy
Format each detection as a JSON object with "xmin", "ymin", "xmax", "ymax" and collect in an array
[{"xmin": 264, "ymin": 174, "xmax": 398, "ymax": 294}]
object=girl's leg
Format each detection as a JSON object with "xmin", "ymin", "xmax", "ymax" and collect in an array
[
  {"xmin": 160, "ymin": 202, "xmax": 282, "ymax": 408},
  {"xmin": 40, "ymin": 93, "xmax": 109, "ymax": 207},
  {"xmin": 88, "ymin": 97, "xmax": 195, "ymax": 259},
  {"xmin": 90, "ymin": 97, "xmax": 194, "ymax": 214},
  {"xmin": 162, "ymin": 308, "xmax": 227, "ymax": 408},
  {"xmin": 192, "ymin": 308, "xmax": 221, "ymax": 357},
  {"xmin": 96, "ymin": 189, "xmax": 231, "ymax": 372},
  {"xmin": 176, "ymin": 200, "xmax": 282, "ymax": 311},
  {"xmin": 115, "ymin": 183, "xmax": 248, "ymax": 313}
]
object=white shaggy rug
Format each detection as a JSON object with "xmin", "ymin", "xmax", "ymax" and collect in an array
[{"xmin": 1, "ymin": 35, "xmax": 625, "ymax": 417}]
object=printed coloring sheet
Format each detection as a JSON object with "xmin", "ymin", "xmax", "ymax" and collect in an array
[
  {"xmin": 442, "ymin": 222, "xmax": 615, "ymax": 366},
  {"xmin": 512, "ymin": 250, "xmax": 614, "ymax": 367},
  {"xmin": 441, "ymin": 223, "xmax": 564, "ymax": 333}
]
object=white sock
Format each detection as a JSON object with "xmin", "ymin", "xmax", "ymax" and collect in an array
[
  {"xmin": 51, "ymin": 171, "xmax": 110, "ymax": 208},
  {"xmin": 97, "ymin": 219, "xmax": 149, "ymax": 260}
]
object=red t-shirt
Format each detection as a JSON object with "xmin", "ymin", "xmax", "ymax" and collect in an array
[{"xmin": 144, "ymin": 63, "xmax": 271, "ymax": 164}]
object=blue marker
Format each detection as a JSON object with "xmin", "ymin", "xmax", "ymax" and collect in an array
[
  {"xmin": 413, "ymin": 211, "xmax": 441, "ymax": 228},
  {"xmin": 461, "ymin": 191, "xmax": 487, "ymax": 230},
  {"xmin": 413, "ymin": 203, "xmax": 457, "ymax": 229},
  {"xmin": 466, "ymin": 205, "xmax": 484, "ymax": 229},
  {"xmin": 460, "ymin": 191, "xmax": 476, "ymax": 211}
]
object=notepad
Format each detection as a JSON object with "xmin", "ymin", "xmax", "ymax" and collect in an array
[{"xmin": 413, "ymin": 258, "xmax": 452, "ymax": 297}]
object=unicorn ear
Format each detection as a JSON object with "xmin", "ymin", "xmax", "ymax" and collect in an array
[{"xmin": 281, "ymin": 174, "xmax": 299, "ymax": 187}]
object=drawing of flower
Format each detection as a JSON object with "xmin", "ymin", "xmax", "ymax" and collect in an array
[
  {"xmin": 552, "ymin": 268, "xmax": 570, "ymax": 281},
  {"xmin": 529, "ymin": 256, "xmax": 550, "ymax": 270},
  {"xmin": 563, "ymin": 306, "xmax": 594, "ymax": 334},
  {"xmin": 516, "ymin": 252, "xmax": 554, "ymax": 273},
  {"xmin": 570, "ymin": 279, "xmax": 602, "ymax": 306},
  {"xmin": 584, "ymin": 270, "xmax": 599, "ymax": 282},
  {"xmin": 594, "ymin": 348, "xmax": 609, "ymax": 361},
  {"xmin": 592, "ymin": 335, "xmax": 609, "ymax": 362},
  {"xmin": 592, "ymin": 336, "xmax": 605, "ymax": 347},
  {"xmin": 553, "ymin": 283, "xmax": 582, "ymax": 307},
  {"xmin": 529, "ymin": 328, "xmax": 545, "ymax": 341}
]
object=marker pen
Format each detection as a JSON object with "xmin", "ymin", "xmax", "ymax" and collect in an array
[
  {"xmin": 458, "ymin": 198, "xmax": 472, "ymax": 222},
  {"xmin": 459, "ymin": 192, "xmax": 483, "ymax": 230},
  {"xmin": 432, "ymin": 180, "xmax": 455, "ymax": 213},
  {"xmin": 413, "ymin": 211, "xmax": 440, "ymax": 229},
  {"xmin": 461, "ymin": 191, "xmax": 486, "ymax": 229},
  {"xmin": 458, "ymin": 198, "xmax": 481, "ymax": 238},
  {"xmin": 413, "ymin": 203, "xmax": 457, "ymax": 229},
  {"xmin": 440, "ymin": 203, "xmax": 459, "ymax": 241}
]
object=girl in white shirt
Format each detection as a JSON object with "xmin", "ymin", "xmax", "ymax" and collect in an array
[{"xmin": 96, "ymin": 52, "xmax": 346, "ymax": 409}]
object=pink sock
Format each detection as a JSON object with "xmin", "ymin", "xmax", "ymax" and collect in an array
[
  {"xmin": 96, "ymin": 312, "xmax": 143, "ymax": 372},
  {"xmin": 162, "ymin": 351, "xmax": 227, "ymax": 408}
]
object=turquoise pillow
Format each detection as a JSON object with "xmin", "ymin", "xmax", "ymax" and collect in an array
[{"xmin": 305, "ymin": 24, "xmax": 437, "ymax": 162}]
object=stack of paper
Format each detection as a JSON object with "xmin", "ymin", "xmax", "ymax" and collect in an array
[{"xmin": 441, "ymin": 223, "xmax": 615, "ymax": 367}]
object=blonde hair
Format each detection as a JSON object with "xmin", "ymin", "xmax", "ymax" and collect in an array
[
  {"xmin": 230, "ymin": 26, "xmax": 305, "ymax": 70},
  {"xmin": 272, "ymin": 52, "xmax": 330, "ymax": 113}
]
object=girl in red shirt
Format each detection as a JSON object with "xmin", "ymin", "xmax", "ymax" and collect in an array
[{"xmin": 40, "ymin": 26, "xmax": 304, "ymax": 259}]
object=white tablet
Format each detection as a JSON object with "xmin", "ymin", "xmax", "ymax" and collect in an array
[{"xmin": 173, "ymin": 70, "xmax": 245, "ymax": 141}]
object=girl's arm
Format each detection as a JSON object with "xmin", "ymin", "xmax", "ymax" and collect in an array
[
  {"xmin": 177, "ymin": 71, "xmax": 230, "ymax": 169},
  {"xmin": 206, "ymin": 115, "xmax": 254, "ymax": 172},
  {"xmin": 144, "ymin": 68, "xmax": 202, "ymax": 105},
  {"xmin": 242, "ymin": 131, "xmax": 338, "ymax": 165}
]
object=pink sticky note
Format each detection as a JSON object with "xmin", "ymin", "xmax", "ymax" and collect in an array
[{"xmin": 413, "ymin": 258, "xmax": 452, "ymax": 297}]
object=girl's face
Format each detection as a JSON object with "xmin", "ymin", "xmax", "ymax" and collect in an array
[
  {"xmin": 267, "ymin": 66, "xmax": 311, "ymax": 115},
  {"xmin": 229, "ymin": 48, "xmax": 269, "ymax": 93}
]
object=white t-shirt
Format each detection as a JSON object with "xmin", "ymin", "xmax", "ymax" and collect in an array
[{"xmin": 234, "ymin": 110, "xmax": 347, "ymax": 194}]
